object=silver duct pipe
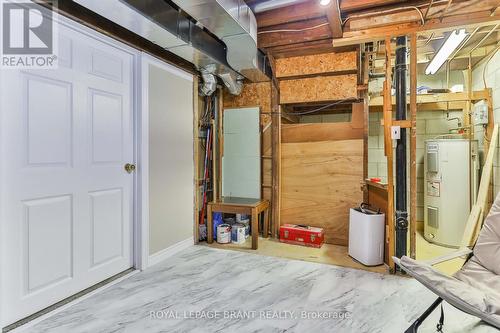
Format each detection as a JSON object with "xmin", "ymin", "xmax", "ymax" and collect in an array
[
  {"xmin": 218, "ymin": 72, "xmax": 243, "ymax": 95},
  {"xmin": 75, "ymin": 0, "xmax": 246, "ymax": 95},
  {"xmin": 200, "ymin": 65, "xmax": 217, "ymax": 96},
  {"xmin": 170, "ymin": 0, "xmax": 271, "ymax": 82}
]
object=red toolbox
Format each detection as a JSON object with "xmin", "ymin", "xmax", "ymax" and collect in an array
[{"xmin": 279, "ymin": 224, "xmax": 324, "ymax": 248}]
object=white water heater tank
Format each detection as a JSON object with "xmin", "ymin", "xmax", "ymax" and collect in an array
[{"xmin": 424, "ymin": 139, "xmax": 479, "ymax": 248}]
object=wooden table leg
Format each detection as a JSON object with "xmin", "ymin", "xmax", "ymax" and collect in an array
[
  {"xmin": 251, "ymin": 208, "xmax": 258, "ymax": 250},
  {"xmin": 263, "ymin": 208, "xmax": 269, "ymax": 238},
  {"xmin": 207, "ymin": 204, "xmax": 213, "ymax": 244}
]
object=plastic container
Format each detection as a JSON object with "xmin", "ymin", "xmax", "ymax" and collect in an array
[
  {"xmin": 348, "ymin": 206, "xmax": 385, "ymax": 266},
  {"xmin": 231, "ymin": 223, "xmax": 246, "ymax": 244},
  {"xmin": 213, "ymin": 212, "xmax": 223, "ymax": 240},
  {"xmin": 240, "ymin": 218, "xmax": 250, "ymax": 238}
]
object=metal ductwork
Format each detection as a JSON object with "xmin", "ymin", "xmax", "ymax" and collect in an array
[
  {"xmin": 169, "ymin": 0, "xmax": 271, "ymax": 82},
  {"xmin": 74, "ymin": 0, "xmax": 251, "ymax": 94}
]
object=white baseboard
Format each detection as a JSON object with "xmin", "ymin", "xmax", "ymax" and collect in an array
[{"xmin": 148, "ymin": 237, "xmax": 194, "ymax": 268}]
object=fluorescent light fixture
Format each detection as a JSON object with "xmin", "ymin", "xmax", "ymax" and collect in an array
[
  {"xmin": 320, "ymin": 0, "xmax": 331, "ymax": 6},
  {"xmin": 425, "ymin": 29, "xmax": 467, "ymax": 75}
]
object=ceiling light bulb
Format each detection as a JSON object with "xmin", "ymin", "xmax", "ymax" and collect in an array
[
  {"xmin": 320, "ymin": 0, "xmax": 331, "ymax": 5},
  {"xmin": 425, "ymin": 29, "xmax": 467, "ymax": 75}
]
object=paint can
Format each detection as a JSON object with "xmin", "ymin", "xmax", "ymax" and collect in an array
[
  {"xmin": 240, "ymin": 218, "xmax": 250, "ymax": 238},
  {"xmin": 216, "ymin": 224, "xmax": 231, "ymax": 244},
  {"xmin": 231, "ymin": 223, "xmax": 246, "ymax": 244}
]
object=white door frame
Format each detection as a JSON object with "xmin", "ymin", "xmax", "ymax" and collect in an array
[
  {"xmin": 0, "ymin": 10, "xmax": 146, "ymax": 328},
  {"xmin": 137, "ymin": 53, "xmax": 194, "ymax": 270}
]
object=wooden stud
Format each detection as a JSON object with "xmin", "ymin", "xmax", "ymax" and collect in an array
[
  {"xmin": 362, "ymin": 51, "xmax": 370, "ymax": 203},
  {"xmin": 267, "ymin": 53, "xmax": 282, "ymax": 239},
  {"xmin": 271, "ymin": 100, "xmax": 282, "ymax": 238},
  {"xmin": 252, "ymin": 208, "xmax": 259, "ymax": 249},
  {"xmin": 217, "ymin": 89, "xmax": 223, "ymax": 202},
  {"xmin": 383, "ymin": 37, "xmax": 395, "ymax": 271},
  {"xmin": 369, "ymin": 90, "xmax": 490, "ymax": 106},
  {"xmin": 409, "ymin": 33, "xmax": 417, "ymax": 259},
  {"xmin": 326, "ymin": 0, "xmax": 343, "ymax": 38},
  {"xmin": 193, "ymin": 77, "xmax": 200, "ymax": 244}
]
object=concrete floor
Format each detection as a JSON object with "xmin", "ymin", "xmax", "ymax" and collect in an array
[{"xmin": 15, "ymin": 246, "xmax": 497, "ymax": 333}]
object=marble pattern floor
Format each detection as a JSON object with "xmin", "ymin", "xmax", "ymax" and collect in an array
[{"xmin": 16, "ymin": 246, "xmax": 498, "ymax": 333}]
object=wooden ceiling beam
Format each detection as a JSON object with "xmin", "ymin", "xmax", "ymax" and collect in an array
[
  {"xmin": 258, "ymin": 17, "xmax": 332, "ymax": 49},
  {"xmin": 340, "ymin": 0, "xmax": 408, "ymax": 13},
  {"xmin": 333, "ymin": 12, "xmax": 500, "ymax": 47},
  {"xmin": 255, "ymin": 2, "xmax": 326, "ymax": 28},
  {"xmin": 326, "ymin": 0, "xmax": 343, "ymax": 38}
]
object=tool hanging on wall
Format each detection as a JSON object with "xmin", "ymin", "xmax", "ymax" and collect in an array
[{"xmin": 199, "ymin": 95, "xmax": 215, "ymax": 241}]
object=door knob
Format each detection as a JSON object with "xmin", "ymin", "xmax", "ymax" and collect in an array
[{"xmin": 124, "ymin": 163, "xmax": 136, "ymax": 174}]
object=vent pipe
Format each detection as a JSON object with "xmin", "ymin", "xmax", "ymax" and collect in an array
[{"xmin": 395, "ymin": 36, "xmax": 408, "ymax": 261}]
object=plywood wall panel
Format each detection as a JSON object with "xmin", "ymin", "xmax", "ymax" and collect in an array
[
  {"xmin": 276, "ymin": 51, "xmax": 357, "ymax": 78},
  {"xmin": 280, "ymin": 74, "xmax": 358, "ymax": 104},
  {"xmin": 223, "ymin": 82, "xmax": 271, "ymax": 113},
  {"xmin": 281, "ymin": 139, "xmax": 363, "ymax": 245}
]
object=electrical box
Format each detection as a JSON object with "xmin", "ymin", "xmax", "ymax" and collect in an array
[
  {"xmin": 391, "ymin": 125, "xmax": 401, "ymax": 140},
  {"xmin": 473, "ymin": 100, "xmax": 488, "ymax": 126}
]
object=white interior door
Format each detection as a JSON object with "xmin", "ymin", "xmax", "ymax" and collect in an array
[{"xmin": 0, "ymin": 17, "xmax": 135, "ymax": 326}]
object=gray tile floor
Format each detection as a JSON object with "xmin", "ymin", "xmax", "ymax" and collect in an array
[{"xmin": 18, "ymin": 246, "xmax": 498, "ymax": 333}]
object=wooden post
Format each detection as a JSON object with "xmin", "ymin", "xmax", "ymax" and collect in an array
[
  {"xmin": 268, "ymin": 53, "xmax": 281, "ymax": 239},
  {"xmin": 271, "ymin": 90, "xmax": 281, "ymax": 238},
  {"xmin": 409, "ymin": 33, "xmax": 417, "ymax": 259},
  {"xmin": 383, "ymin": 37, "xmax": 396, "ymax": 271},
  {"xmin": 193, "ymin": 76, "xmax": 200, "ymax": 243},
  {"xmin": 362, "ymin": 50, "xmax": 370, "ymax": 203},
  {"xmin": 217, "ymin": 88, "xmax": 224, "ymax": 202}
]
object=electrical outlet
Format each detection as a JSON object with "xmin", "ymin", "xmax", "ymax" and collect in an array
[{"xmin": 391, "ymin": 125, "xmax": 401, "ymax": 140}]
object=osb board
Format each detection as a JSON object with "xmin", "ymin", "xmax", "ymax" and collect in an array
[
  {"xmin": 279, "ymin": 74, "xmax": 357, "ymax": 104},
  {"xmin": 281, "ymin": 139, "xmax": 363, "ymax": 245},
  {"xmin": 223, "ymin": 82, "xmax": 271, "ymax": 113},
  {"xmin": 276, "ymin": 51, "xmax": 357, "ymax": 78}
]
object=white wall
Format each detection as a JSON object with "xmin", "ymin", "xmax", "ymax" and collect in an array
[{"xmin": 147, "ymin": 60, "xmax": 194, "ymax": 255}]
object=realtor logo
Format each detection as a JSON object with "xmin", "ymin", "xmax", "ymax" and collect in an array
[{"xmin": 1, "ymin": 0, "xmax": 58, "ymax": 68}]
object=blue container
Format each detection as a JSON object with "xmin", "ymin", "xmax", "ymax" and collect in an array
[{"xmin": 213, "ymin": 212, "xmax": 223, "ymax": 240}]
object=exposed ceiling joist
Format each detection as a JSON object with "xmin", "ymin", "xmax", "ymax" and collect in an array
[
  {"xmin": 326, "ymin": 0, "xmax": 343, "ymax": 38},
  {"xmin": 333, "ymin": 12, "xmax": 500, "ymax": 47}
]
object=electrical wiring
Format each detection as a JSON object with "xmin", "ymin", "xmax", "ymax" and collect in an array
[
  {"xmin": 342, "ymin": 6, "xmax": 425, "ymax": 26},
  {"xmin": 483, "ymin": 44, "xmax": 500, "ymax": 89}
]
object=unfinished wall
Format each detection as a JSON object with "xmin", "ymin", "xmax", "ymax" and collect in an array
[
  {"xmin": 281, "ymin": 139, "xmax": 363, "ymax": 245},
  {"xmin": 223, "ymin": 82, "xmax": 272, "ymax": 203}
]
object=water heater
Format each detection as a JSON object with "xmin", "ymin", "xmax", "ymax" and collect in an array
[{"xmin": 424, "ymin": 139, "xmax": 479, "ymax": 248}]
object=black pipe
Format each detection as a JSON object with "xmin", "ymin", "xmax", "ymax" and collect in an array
[{"xmin": 395, "ymin": 36, "xmax": 408, "ymax": 260}]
